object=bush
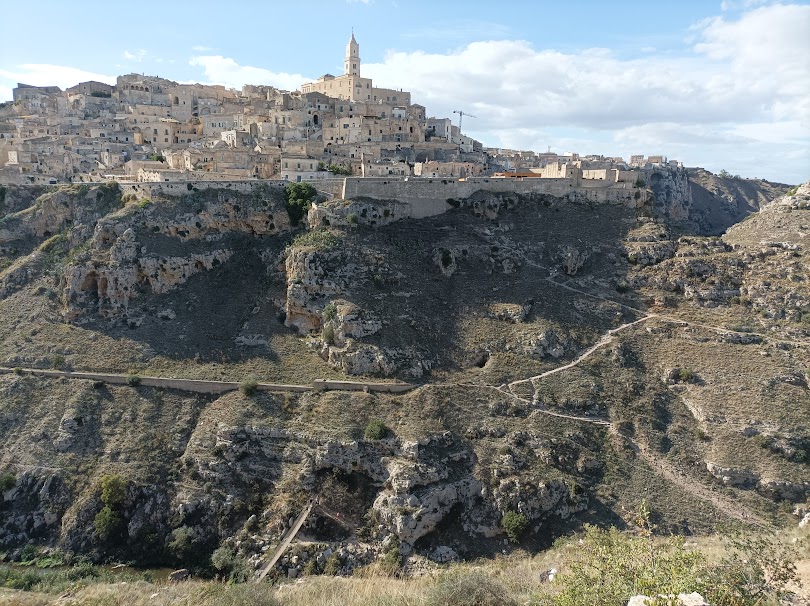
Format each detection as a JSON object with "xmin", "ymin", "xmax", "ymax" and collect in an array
[
  {"xmin": 678, "ymin": 368, "xmax": 695, "ymax": 383},
  {"xmin": 284, "ymin": 182, "xmax": 317, "ymax": 226},
  {"xmin": 364, "ymin": 419, "xmax": 388, "ymax": 440},
  {"xmin": 239, "ymin": 378, "xmax": 259, "ymax": 397},
  {"xmin": 323, "ymin": 302, "xmax": 337, "ymax": 321},
  {"xmin": 168, "ymin": 526, "xmax": 195, "ymax": 560},
  {"xmin": 100, "ymin": 474, "xmax": 127, "ymax": 507},
  {"xmin": 291, "ymin": 229, "xmax": 342, "ymax": 250},
  {"xmin": 94, "ymin": 505, "xmax": 123, "ymax": 541},
  {"xmin": 427, "ymin": 571, "xmax": 517, "ymax": 606},
  {"xmin": 501, "ymin": 511, "xmax": 527, "ymax": 543},
  {"xmin": 0, "ymin": 472, "xmax": 15, "ymax": 492},
  {"xmin": 553, "ymin": 503, "xmax": 801, "ymax": 606},
  {"xmin": 211, "ymin": 545, "xmax": 251, "ymax": 583},
  {"xmin": 323, "ymin": 552, "xmax": 342, "ymax": 575},
  {"xmin": 126, "ymin": 374, "xmax": 141, "ymax": 386}
]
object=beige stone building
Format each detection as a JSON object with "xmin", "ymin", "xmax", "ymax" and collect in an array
[{"xmin": 302, "ymin": 34, "xmax": 411, "ymax": 105}]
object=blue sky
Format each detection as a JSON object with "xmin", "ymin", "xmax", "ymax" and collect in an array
[{"xmin": 1, "ymin": 0, "xmax": 808, "ymax": 183}]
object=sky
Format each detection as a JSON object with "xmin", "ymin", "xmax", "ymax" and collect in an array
[{"xmin": 1, "ymin": 0, "xmax": 808, "ymax": 183}]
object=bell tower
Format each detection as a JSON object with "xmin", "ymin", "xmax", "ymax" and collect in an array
[{"xmin": 344, "ymin": 32, "xmax": 360, "ymax": 77}]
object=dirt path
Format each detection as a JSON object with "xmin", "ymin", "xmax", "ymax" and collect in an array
[
  {"xmin": 613, "ymin": 427, "xmax": 770, "ymax": 528},
  {"xmin": 505, "ymin": 314, "xmax": 656, "ymax": 393},
  {"xmin": 0, "ymin": 367, "xmax": 413, "ymax": 395},
  {"xmin": 255, "ymin": 500, "xmax": 314, "ymax": 583}
]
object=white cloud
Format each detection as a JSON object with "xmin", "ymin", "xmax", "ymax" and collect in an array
[
  {"xmin": 189, "ymin": 55, "xmax": 309, "ymax": 91},
  {"xmin": 123, "ymin": 49, "xmax": 147, "ymax": 62},
  {"xmin": 357, "ymin": 3, "xmax": 809, "ymax": 182}
]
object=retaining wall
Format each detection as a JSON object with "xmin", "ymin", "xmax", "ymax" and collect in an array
[{"xmin": 119, "ymin": 180, "xmax": 288, "ymax": 198}]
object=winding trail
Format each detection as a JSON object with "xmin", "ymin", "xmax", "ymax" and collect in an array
[
  {"xmin": 3, "ymin": 263, "xmax": 796, "ymax": 531},
  {"xmin": 505, "ymin": 314, "xmax": 656, "ymax": 392}
]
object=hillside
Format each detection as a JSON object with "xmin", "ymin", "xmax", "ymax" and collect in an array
[{"xmin": 0, "ymin": 175, "xmax": 806, "ymax": 587}]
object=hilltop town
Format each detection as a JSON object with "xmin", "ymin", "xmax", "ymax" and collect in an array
[
  {"xmin": 1, "ymin": 31, "xmax": 808, "ymax": 606},
  {"xmin": 0, "ymin": 34, "xmax": 678, "ymax": 187}
]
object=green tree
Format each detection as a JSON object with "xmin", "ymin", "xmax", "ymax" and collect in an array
[
  {"xmin": 364, "ymin": 419, "xmax": 389, "ymax": 440},
  {"xmin": 284, "ymin": 182, "xmax": 317, "ymax": 226},
  {"xmin": 501, "ymin": 511, "xmax": 528, "ymax": 543},
  {"xmin": 94, "ymin": 474, "xmax": 128, "ymax": 541}
]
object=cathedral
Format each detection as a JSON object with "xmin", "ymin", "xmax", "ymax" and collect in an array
[{"xmin": 301, "ymin": 33, "xmax": 411, "ymax": 106}]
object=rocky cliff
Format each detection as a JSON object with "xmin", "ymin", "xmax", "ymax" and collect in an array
[{"xmin": 0, "ymin": 175, "xmax": 806, "ymax": 577}]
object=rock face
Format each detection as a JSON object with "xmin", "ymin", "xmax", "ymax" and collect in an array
[
  {"xmin": 705, "ymin": 462, "xmax": 808, "ymax": 501},
  {"xmin": 58, "ymin": 187, "xmax": 290, "ymax": 320}
]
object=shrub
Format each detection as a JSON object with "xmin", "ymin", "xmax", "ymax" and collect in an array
[
  {"xmin": 501, "ymin": 511, "xmax": 527, "ymax": 543},
  {"xmin": 323, "ymin": 302, "xmax": 337, "ymax": 321},
  {"xmin": 284, "ymin": 182, "xmax": 317, "ymax": 226},
  {"xmin": 377, "ymin": 544, "xmax": 402, "ymax": 577},
  {"xmin": 126, "ymin": 374, "xmax": 141, "ymax": 386},
  {"xmin": 239, "ymin": 378, "xmax": 259, "ymax": 397},
  {"xmin": 291, "ymin": 229, "xmax": 342, "ymax": 250},
  {"xmin": 99, "ymin": 474, "xmax": 127, "ymax": 507},
  {"xmin": 364, "ymin": 419, "xmax": 389, "ymax": 440},
  {"xmin": 211, "ymin": 545, "xmax": 251, "ymax": 583},
  {"xmin": 678, "ymin": 368, "xmax": 695, "ymax": 383},
  {"xmin": 323, "ymin": 552, "xmax": 342, "ymax": 575},
  {"xmin": 427, "ymin": 571, "xmax": 517, "ymax": 606},
  {"xmin": 0, "ymin": 472, "xmax": 16, "ymax": 492},
  {"xmin": 94, "ymin": 505, "xmax": 123, "ymax": 541},
  {"xmin": 167, "ymin": 526, "xmax": 195, "ymax": 560}
]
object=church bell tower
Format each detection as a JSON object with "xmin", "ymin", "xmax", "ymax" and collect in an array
[{"xmin": 344, "ymin": 32, "xmax": 360, "ymax": 77}]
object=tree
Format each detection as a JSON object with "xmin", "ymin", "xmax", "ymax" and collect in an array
[
  {"xmin": 501, "ymin": 511, "xmax": 528, "ymax": 543},
  {"xmin": 94, "ymin": 474, "xmax": 128, "ymax": 541},
  {"xmin": 284, "ymin": 182, "xmax": 317, "ymax": 226},
  {"xmin": 364, "ymin": 419, "xmax": 389, "ymax": 440}
]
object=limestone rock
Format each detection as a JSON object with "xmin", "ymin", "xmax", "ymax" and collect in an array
[{"xmin": 705, "ymin": 462, "xmax": 759, "ymax": 488}]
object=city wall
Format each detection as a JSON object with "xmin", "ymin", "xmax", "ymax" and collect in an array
[
  {"xmin": 341, "ymin": 177, "xmax": 644, "ymax": 218},
  {"xmin": 119, "ymin": 179, "xmax": 288, "ymax": 198},
  {"xmin": 116, "ymin": 175, "xmax": 645, "ymax": 217}
]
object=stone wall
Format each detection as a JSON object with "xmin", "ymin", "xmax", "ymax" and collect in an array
[
  {"xmin": 119, "ymin": 180, "xmax": 287, "ymax": 198},
  {"xmin": 115, "ymin": 173, "xmax": 659, "ymax": 218},
  {"xmin": 342, "ymin": 176, "xmax": 646, "ymax": 218}
]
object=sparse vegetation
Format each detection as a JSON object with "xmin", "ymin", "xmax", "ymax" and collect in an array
[
  {"xmin": 239, "ymin": 378, "xmax": 259, "ymax": 396},
  {"xmin": 291, "ymin": 228, "xmax": 342, "ymax": 249},
  {"xmin": 501, "ymin": 511, "xmax": 528, "ymax": 543},
  {"xmin": 364, "ymin": 419, "xmax": 389, "ymax": 440},
  {"xmin": 428, "ymin": 571, "xmax": 516, "ymax": 606},
  {"xmin": 0, "ymin": 471, "xmax": 16, "ymax": 492}
]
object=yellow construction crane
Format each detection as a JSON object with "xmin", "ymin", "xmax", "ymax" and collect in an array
[{"xmin": 453, "ymin": 110, "xmax": 477, "ymax": 132}]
